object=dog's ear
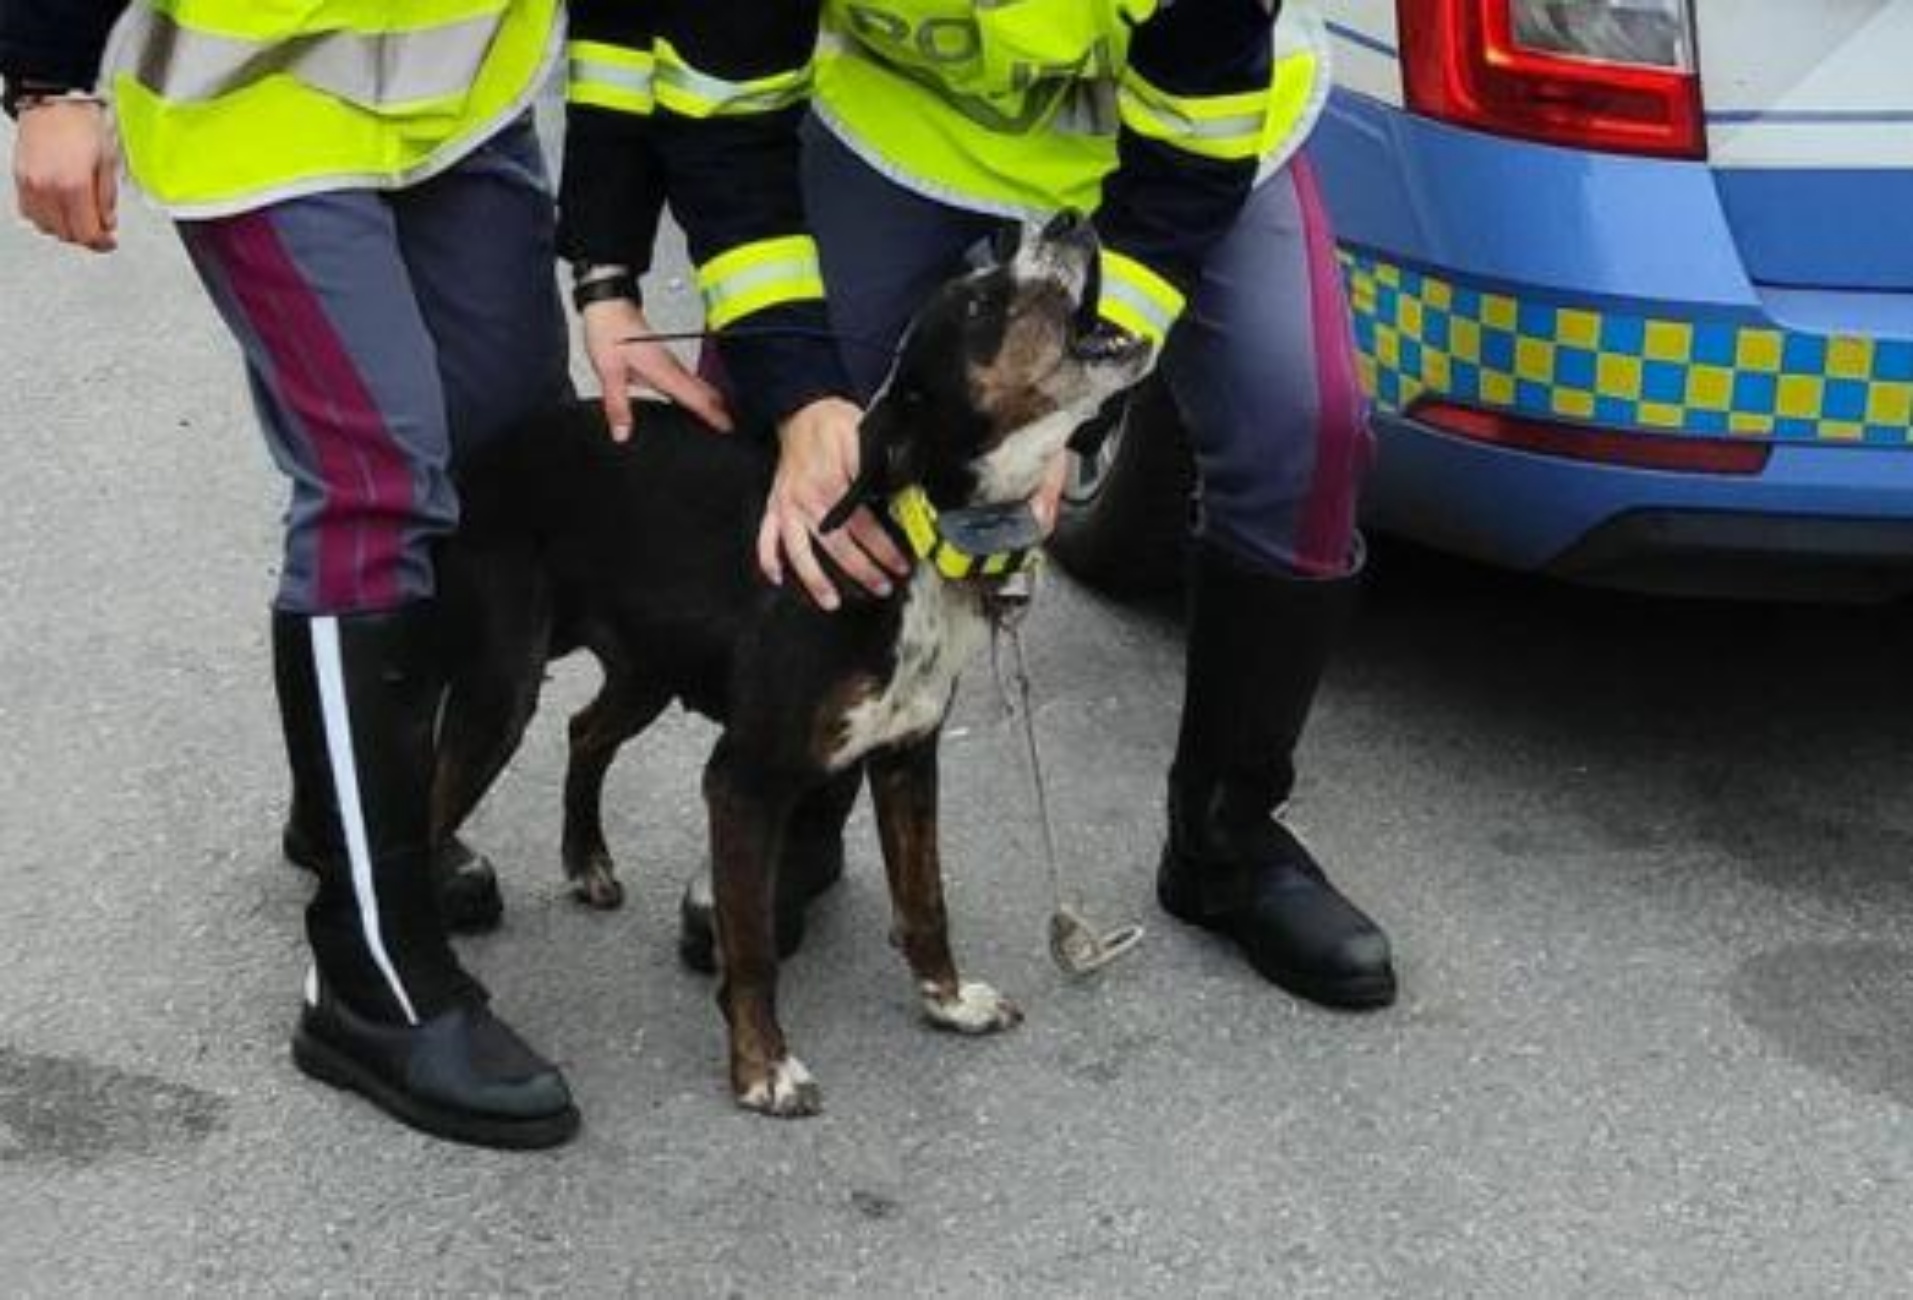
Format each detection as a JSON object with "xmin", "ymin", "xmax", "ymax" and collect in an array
[{"xmin": 820, "ymin": 386, "xmax": 914, "ymax": 533}]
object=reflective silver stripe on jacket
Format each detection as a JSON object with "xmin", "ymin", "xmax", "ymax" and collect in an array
[
  {"xmin": 656, "ymin": 52, "xmax": 807, "ymax": 115},
  {"xmin": 113, "ymin": 4, "xmax": 505, "ymax": 107}
]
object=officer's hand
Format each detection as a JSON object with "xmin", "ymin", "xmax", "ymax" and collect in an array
[
  {"xmin": 581, "ymin": 297, "xmax": 733, "ymax": 441},
  {"xmin": 759, "ymin": 397, "xmax": 912, "ymax": 611},
  {"xmin": 1030, "ymin": 453, "xmax": 1070, "ymax": 539},
  {"xmin": 13, "ymin": 100, "xmax": 118, "ymax": 253}
]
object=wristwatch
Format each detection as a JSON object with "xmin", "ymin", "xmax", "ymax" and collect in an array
[
  {"xmin": 570, "ymin": 261, "xmax": 640, "ymax": 312},
  {"xmin": 1, "ymin": 78, "xmax": 104, "ymax": 119}
]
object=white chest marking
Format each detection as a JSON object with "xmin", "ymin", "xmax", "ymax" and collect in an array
[{"xmin": 829, "ymin": 571, "xmax": 988, "ymax": 770}]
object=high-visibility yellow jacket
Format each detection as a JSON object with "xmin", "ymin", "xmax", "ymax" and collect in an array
[
  {"xmin": 813, "ymin": 0, "xmax": 1331, "ymax": 343},
  {"xmin": 557, "ymin": 1, "xmax": 1326, "ymax": 424},
  {"xmin": 561, "ymin": 0, "xmax": 852, "ymax": 427},
  {"xmin": 101, "ymin": 0, "xmax": 563, "ymax": 218}
]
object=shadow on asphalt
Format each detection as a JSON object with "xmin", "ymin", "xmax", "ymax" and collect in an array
[
  {"xmin": 1348, "ymin": 537, "xmax": 1913, "ymax": 897},
  {"xmin": 1076, "ymin": 537, "xmax": 1913, "ymax": 1109},
  {"xmin": 1351, "ymin": 539, "xmax": 1913, "ymax": 1105},
  {"xmin": 1347, "ymin": 538, "xmax": 1913, "ymax": 819}
]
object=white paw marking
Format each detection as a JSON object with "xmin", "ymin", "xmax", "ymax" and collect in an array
[
  {"xmin": 921, "ymin": 980, "xmax": 1023, "ymax": 1035},
  {"xmin": 738, "ymin": 1055, "xmax": 822, "ymax": 1118},
  {"xmin": 685, "ymin": 865, "xmax": 713, "ymax": 911}
]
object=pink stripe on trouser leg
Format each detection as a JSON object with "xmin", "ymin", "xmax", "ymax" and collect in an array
[
  {"xmin": 1157, "ymin": 158, "xmax": 1373, "ymax": 578},
  {"xmin": 1290, "ymin": 156, "xmax": 1373, "ymax": 577},
  {"xmin": 187, "ymin": 212, "xmax": 417, "ymax": 611}
]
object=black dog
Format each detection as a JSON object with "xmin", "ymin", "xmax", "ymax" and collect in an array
[{"xmin": 430, "ymin": 215, "xmax": 1149, "ymax": 1116}]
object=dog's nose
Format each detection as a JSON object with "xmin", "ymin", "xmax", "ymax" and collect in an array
[{"xmin": 1041, "ymin": 209, "xmax": 1086, "ymax": 241}]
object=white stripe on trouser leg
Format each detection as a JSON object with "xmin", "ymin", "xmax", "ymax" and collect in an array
[{"xmin": 310, "ymin": 618, "xmax": 420, "ymax": 1025}]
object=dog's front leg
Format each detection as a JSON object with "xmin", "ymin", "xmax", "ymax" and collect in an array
[
  {"xmin": 705, "ymin": 741, "xmax": 819, "ymax": 1118},
  {"xmin": 869, "ymin": 739, "xmax": 1023, "ymax": 1036}
]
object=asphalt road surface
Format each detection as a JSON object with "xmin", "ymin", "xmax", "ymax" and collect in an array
[{"xmin": 4, "ymin": 122, "xmax": 1913, "ymax": 1298}]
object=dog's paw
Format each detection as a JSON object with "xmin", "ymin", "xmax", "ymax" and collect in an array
[
  {"xmin": 433, "ymin": 839, "xmax": 504, "ymax": 934},
  {"xmin": 436, "ymin": 866, "xmax": 504, "ymax": 934},
  {"xmin": 921, "ymin": 981, "xmax": 1023, "ymax": 1035},
  {"xmin": 565, "ymin": 852, "xmax": 625, "ymax": 911},
  {"xmin": 735, "ymin": 1055, "xmax": 823, "ymax": 1119}
]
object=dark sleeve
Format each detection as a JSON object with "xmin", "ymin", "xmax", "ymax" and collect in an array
[
  {"xmin": 1092, "ymin": 0, "xmax": 1282, "ymax": 347},
  {"xmin": 0, "ymin": 0, "xmax": 126, "ymax": 98},
  {"xmin": 557, "ymin": 0, "xmax": 850, "ymax": 428},
  {"xmin": 557, "ymin": 0, "xmax": 667, "ymax": 271},
  {"xmin": 650, "ymin": 0, "xmax": 849, "ymax": 427}
]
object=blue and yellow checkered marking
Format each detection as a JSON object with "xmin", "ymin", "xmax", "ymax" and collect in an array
[{"xmin": 1340, "ymin": 252, "xmax": 1913, "ymax": 447}]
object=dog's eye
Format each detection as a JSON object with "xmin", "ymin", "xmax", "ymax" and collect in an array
[{"xmin": 965, "ymin": 293, "xmax": 1000, "ymax": 323}]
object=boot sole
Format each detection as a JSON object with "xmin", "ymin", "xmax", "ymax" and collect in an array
[
  {"xmin": 292, "ymin": 1025, "xmax": 580, "ymax": 1151},
  {"xmin": 1157, "ymin": 869, "xmax": 1398, "ymax": 1013}
]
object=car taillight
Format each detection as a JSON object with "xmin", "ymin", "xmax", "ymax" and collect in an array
[
  {"xmin": 1400, "ymin": 0, "xmax": 1706, "ymax": 160},
  {"xmin": 1411, "ymin": 400, "xmax": 1770, "ymax": 475}
]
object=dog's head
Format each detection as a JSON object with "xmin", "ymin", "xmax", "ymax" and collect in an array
[{"xmin": 843, "ymin": 211, "xmax": 1154, "ymax": 517}]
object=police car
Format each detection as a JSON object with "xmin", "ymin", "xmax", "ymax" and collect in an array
[{"xmin": 1056, "ymin": 0, "xmax": 1913, "ymax": 600}]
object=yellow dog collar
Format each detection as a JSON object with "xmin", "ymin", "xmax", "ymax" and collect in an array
[{"xmin": 888, "ymin": 485, "xmax": 1040, "ymax": 582}]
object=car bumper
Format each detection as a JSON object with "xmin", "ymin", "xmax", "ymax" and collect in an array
[
  {"xmin": 1366, "ymin": 413, "xmax": 1913, "ymax": 600},
  {"xmin": 1312, "ymin": 92, "xmax": 1913, "ymax": 598}
]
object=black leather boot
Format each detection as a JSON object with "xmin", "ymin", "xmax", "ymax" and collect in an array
[
  {"xmin": 276, "ymin": 619, "xmax": 503, "ymax": 934},
  {"xmin": 1156, "ymin": 544, "xmax": 1397, "ymax": 1010},
  {"xmin": 274, "ymin": 607, "xmax": 579, "ymax": 1148},
  {"xmin": 677, "ymin": 768, "xmax": 860, "ymax": 975}
]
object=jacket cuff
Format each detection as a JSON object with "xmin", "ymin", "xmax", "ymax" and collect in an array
[
  {"xmin": 1096, "ymin": 247, "xmax": 1189, "ymax": 348},
  {"xmin": 1, "ymin": 43, "xmax": 107, "ymax": 114}
]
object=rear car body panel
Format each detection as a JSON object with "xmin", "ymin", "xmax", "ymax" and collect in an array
[
  {"xmin": 1701, "ymin": 0, "xmax": 1913, "ymax": 291},
  {"xmin": 1313, "ymin": 1, "xmax": 1913, "ymax": 597}
]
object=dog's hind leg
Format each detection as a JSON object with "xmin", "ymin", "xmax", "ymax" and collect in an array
[
  {"xmin": 561, "ymin": 666, "xmax": 670, "ymax": 910},
  {"xmin": 869, "ymin": 739, "xmax": 1023, "ymax": 1036},
  {"xmin": 428, "ymin": 544, "xmax": 552, "ymax": 929},
  {"xmin": 705, "ymin": 739, "xmax": 817, "ymax": 1117}
]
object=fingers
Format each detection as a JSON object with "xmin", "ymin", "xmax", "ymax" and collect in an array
[
  {"xmin": 581, "ymin": 301, "xmax": 641, "ymax": 440},
  {"xmin": 843, "ymin": 507, "xmax": 911, "ymax": 579},
  {"xmin": 95, "ymin": 152, "xmax": 118, "ymax": 233},
  {"xmin": 57, "ymin": 184, "xmax": 108, "ymax": 252},
  {"xmin": 15, "ymin": 166, "xmax": 75, "ymax": 242},
  {"xmin": 580, "ymin": 298, "xmax": 733, "ymax": 438},
  {"xmin": 758, "ymin": 492, "xmax": 904, "ymax": 611},
  {"xmin": 12, "ymin": 102, "xmax": 115, "ymax": 253},
  {"xmin": 94, "ymin": 156, "xmax": 119, "ymax": 250},
  {"xmin": 766, "ymin": 506, "xmax": 901, "ymax": 609},
  {"xmin": 818, "ymin": 517, "xmax": 896, "ymax": 599},
  {"xmin": 640, "ymin": 352, "xmax": 734, "ymax": 433},
  {"xmin": 757, "ymin": 507, "xmax": 784, "ymax": 588},
  {"xmin": 780, "ymin": 513, "xmax": 840, "ymax": 611},
  {"xmin": 1031, "ymin": 456, "xmax": 1070, "ymax": 537},
  {"xmin": 595, "ymin": 361, "xmax": 635, "ymax": 442}
]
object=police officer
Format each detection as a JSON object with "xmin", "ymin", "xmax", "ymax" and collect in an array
[
  {"xmin": 3, "ymin": 0, "xmax": 581, "ymax": 1146},
  {"xmin": 564, "ymin": 0, "xmax": 1397, "ymax": 1010}
]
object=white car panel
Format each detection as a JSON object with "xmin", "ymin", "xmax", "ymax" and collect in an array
[{"xmin": 1698, "ymin": 0, "xmax": 1913, "ymax": 169}]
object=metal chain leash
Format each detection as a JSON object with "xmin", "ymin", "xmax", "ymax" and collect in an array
[{"xmin": 988, "ymin": 573, "xmax": 1144, "ymax": 979}]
